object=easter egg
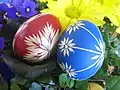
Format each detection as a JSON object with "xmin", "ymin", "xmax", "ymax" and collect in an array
[
  {"xmin": 88, "ymin": 83, "xmax": 104, "ymax": 90},
  {"xmin": 13, "ymin": 14, "xmax": 61, "ymax": 63},
  {"xmin": 57, "ymin": 20, "xmax": 105, "ymax": 80}
]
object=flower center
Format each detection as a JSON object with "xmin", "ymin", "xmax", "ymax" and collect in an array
[
  {"xmin": 65, "ymin": 45, "xmax": 68, "ymax": 49},
  {"xmin": 65, "ymin": 5, "xmax": 80, "ymax": 19},
  {"xmin": 26, "ymin": 7, "xmax": 31, "ymax": 12}
]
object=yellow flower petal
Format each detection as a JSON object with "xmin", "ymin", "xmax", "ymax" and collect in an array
[
  {"xmin": 59, "ymin": 17, "xmax": 70, "ymax": 34},
  {"xmin": 98, "ymin": 0, "xmax": 120, "ymax": 27},
  {"xmin": 41, "ymin": 0, "xmax": 106, "ymax": 34},
  {"xmin": 116, "ymin": 27, "xmax": 120, "ymax": 34},
  {"xmin": 100, "ymin": 0, "xmax": 120, "ymax": 7},
  {"xmin": 107, "ymin": 13, "xmax": 120, "ymax": 27}
]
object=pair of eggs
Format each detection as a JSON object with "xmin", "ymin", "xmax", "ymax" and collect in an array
[{"xmin": 13, "ymin": 14, "xmax": 105, "ymax": 80}]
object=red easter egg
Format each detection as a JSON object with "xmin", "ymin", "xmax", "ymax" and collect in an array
[{"xmin": 13, "ymin": 14, "xmax": 61, "ymax": 63}]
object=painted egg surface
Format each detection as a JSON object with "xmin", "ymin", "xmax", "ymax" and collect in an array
[
  {"xmin": 57, "ymin": 20, "xmax": 105, "ymax": 80},
  {"xmin": 13, "ymin": 14, "xmax": 61, "ymax": 63}
]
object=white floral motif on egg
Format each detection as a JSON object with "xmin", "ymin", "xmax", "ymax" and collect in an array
[
  {"xmin": 59, "ymin": 21, "xmax": 105, "ymax": 77},
  {"xmin": 24, "ymin": 22, "xmax": 59, "ymax": 61}
]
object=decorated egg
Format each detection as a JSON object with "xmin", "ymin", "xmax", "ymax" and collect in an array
[
  {"xmin": 57, "ymin": 20, "xmax": 105, "ymax": 80},
  {"xmin": 88, "ymin": 83, "xmax": 104, "ymax": 90},
  {"xmin": 13, "ymin": 14, "xmax": 61, "ymax": 63}
]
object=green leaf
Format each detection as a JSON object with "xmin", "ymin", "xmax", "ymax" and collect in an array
[
  {"xmin": 94, "ymin": 67, "xmax": 108, "ymax": 80},
  {"xmin": 116, "ymin": 68, "xmax": 120, "ymax": 75},
  {"xmin": 114, "ymin": 45, "xmax": 120, "ymax": 58},
  {"xmin": 11, "ymin": 82, "xmax": 21, "ymax": 90},
  {"xmin": 47, "ymin": 87, "xmax": 56, "ymax": 90},
  {"xmin": 105, "ymin": 50, "xmax": 108, "ymax": 59},
  {"xmin": 59, "ymin": 73, "xmax": 68, "ymax": 87},
  {"xmin": 0, "ymin": 82, "xmax": 8, "ymax": 90},
  {"xmin": 114, "ymin": 59, "xmax": 120, "ymax": 67},
  {"xmin": 103, "ymin": 22, "xmax": 115, "ymax": 33},
  {"xmin": 102, "ymin": 32, "xmax": 110, "ymax": 47},
  {"xmin": 110, "ymin": 37, "xmax": 120, "ymax": 48},
  {"xmin": 106, "ymin": 76, "xmax": 120, "ymax": 90},
  {"xmin": 66, "ymin": 78, "xmax": 74, "ymax": 88},
  {"xmin": 13, "ymin": 75, "xmax": 28, "ymax": 86},
  {"xmin": 75, "ymin": 80, "xmax": 88, "ymax": 90},
  {"xmin": 37, "ymin": 73, "xmax": 52, "ymax": 84},
  {"xmin": 108, "ymin": 52, "xmax": 120, "ymax": 67}
]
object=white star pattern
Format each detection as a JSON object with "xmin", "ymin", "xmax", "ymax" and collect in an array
[
  {"xmin": 59, "ymin": 62, "xmax": 77, "ymax": 78},
  {"xmin": 59, "ymin": 38, "xmax": 76, "ymax": 56},
  {"xmin": 59, "ymin": 37, "xmax": 105, "ymax": 72},
  {"xmin": 24, "ymin": 22, "xmax": 59, "ymax": 62},
  {"xmin": 91, "ymin": 39, "xmax": 105, "ymax": 68},
  {"xmin": 66, "ymin": 21, "xmax": 85, "ymax": 34},
  {"xmin": 58, "ymin": 21, "xmax": 105, "ymax": 77}
]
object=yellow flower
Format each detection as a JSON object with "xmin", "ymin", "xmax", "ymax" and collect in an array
[
  {"xmin": 41, "ymin": 0, "xmax": 105, "ymax": 34},
  {"xmin": 106, "ymin": 4, "xmax": 120, "ymax": 34},
  {"xmin": 116, "ymin": 27, "xmax": 120, "ymax": 34},
  {"xmin": 98, "ymin": 0, "xmax": 120, "ymax": 34},
  {"xmin": 100, "ymin": 0, "xmax": 120, "ymax": 7}
]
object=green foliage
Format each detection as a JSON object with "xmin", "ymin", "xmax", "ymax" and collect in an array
[
  {"xmin": 75, "ymin": 80, "xmax": 88, "ymax": 90},
  {"xmin": 0, "ymin": 81, "xmax": 8, "ymax": 90},
  {"xmin": 94, "ymin": 67, "xmax": 108, "ymax": 80},
  {"xmin": 13, "ymin": 75, "xmax": 28, "ymax": 86},
  {"xmin": 102, "ymin": 22, "xmax": 116, "ymax": 33},
  {"xmin": 106, "ymin": 76, "xmax": 120, "ymax": 90},
  {"xmin": 66, "ymin": 77, "xmax": 74, "ymax": 88},
  {"xmin": 59, "ymin": 73, "xmax": 74, "ymax": 88},
  {"xmin": 11, "ymin": 82, "xmax": 21, "ymax": 90},
  {"xmin": 37, "ymin": 73, "xmax": 52, "ymax": 84},
  {"xmin": 37, "ymin": 1, "xmax": 48, "ymax": 10},
  {"xmin": 59, "ymin": 73, "xmax": 68, "ymax": 87}
]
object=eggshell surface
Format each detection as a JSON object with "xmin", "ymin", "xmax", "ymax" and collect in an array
[
  {"xmin": 13, "ymin": 14, "xmax": 61, "ymax": 63},
  {"xmin": 57, "ymin": 20, "xmax": 105, "ymax": 80}
]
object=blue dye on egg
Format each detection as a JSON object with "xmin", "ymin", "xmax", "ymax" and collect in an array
[{"xmin": 57, "ymin": 20, "xmax": 105, "ymax": 80}]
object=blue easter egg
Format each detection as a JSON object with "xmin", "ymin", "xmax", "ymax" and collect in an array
[{"xmin": 57, "ymin": 20, "xmax": 105, "ymax": 80}]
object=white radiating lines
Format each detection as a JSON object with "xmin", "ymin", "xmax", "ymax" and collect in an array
[{"xmin": 59, "ymin": 21, "xmax": 105, "ymax": 77}]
